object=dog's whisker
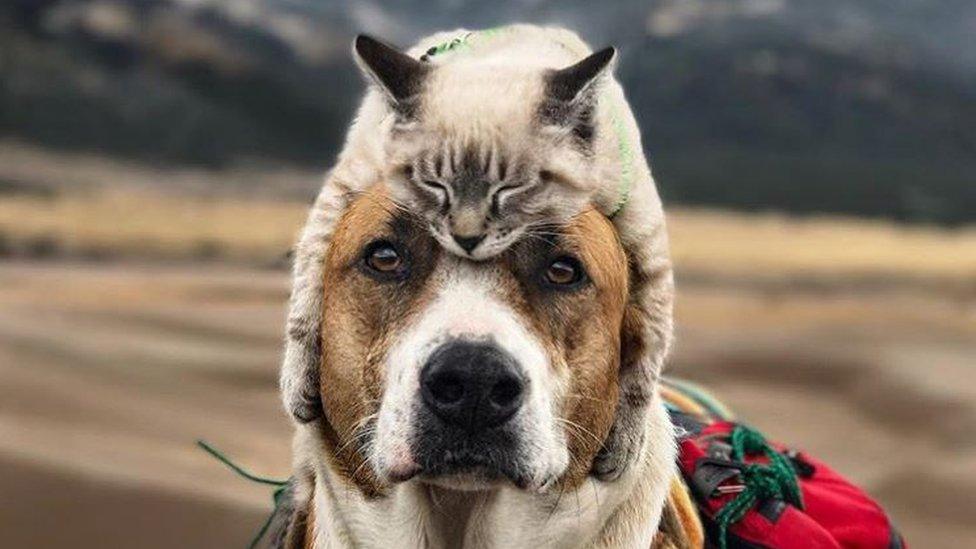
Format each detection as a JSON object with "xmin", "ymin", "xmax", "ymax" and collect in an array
[
  {"xmin": 574, "ymin": 483, "xmax": 583, "ymax": 526},
  {"xmin": 340, "ymin": 411, "xmax": 379, "ymax": 437},
  {"xmin": 334, "ymin": 425, "xmax": 376, "ymax": 457},
  {"xmin": 564, "ymin": 393, "xmax": 613, "ymax": 405},
  {"xmin": 545, "ymin": 477, "xmax": 569, "ymax": 524},
  {"xmin": 334, "ymin": 413, "xmax": 380, "ymax": 455},
  {"xmin": 349, "ymin": 455, "xmax": 374, "ymax": 483},
  {"xmin": 555, "ymin": 417, "xmax": 606, "ymax": 449}
]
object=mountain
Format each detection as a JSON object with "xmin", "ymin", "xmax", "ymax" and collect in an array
[{"xmin": 1, "ymin": 0, "xmax": 974, "ymax": 223}]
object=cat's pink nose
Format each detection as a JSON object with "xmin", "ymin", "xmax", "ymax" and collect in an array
[{"xmin": 452, "ymin": 233, "xmax": 484, "ymax": 253}]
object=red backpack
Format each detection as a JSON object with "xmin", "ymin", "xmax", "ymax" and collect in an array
[{"xmin": 663, "ymin": 379, "xmax": 906, "ymax": 549}]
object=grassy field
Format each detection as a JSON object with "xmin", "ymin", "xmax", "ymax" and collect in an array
[
  {"xmin": 0, "ymin": 260, "xmax": 972, "ymax": 548},
  {"xmin": 0, "ymin": 190, "xmax": 304, "ymax": 264},
  {"xmin": 3, "ymin": 189, "xmax": 975, "ymax": 295},
  {"xmin": 669, "ymin": 209, "xmax": 976, "ymax": 282},
  {"xmin": 4, "ymin": 141, "xmax": 976, "ymax": 285},
  {"xmin": 1, "ymin": 145, "xmax": 974, "ymax": 547}
]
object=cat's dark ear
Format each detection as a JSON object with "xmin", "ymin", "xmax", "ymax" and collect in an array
[
  {"xmin": 353, "ymin": 35, "xmax": 427, "ymax": 109},
  {"xmin": 547, "ymin": 47, "xmax": 616, "ymax": 104},
  {"xmin": 540, "ymin": 47, "xmax": 616, "ymax": 139}
]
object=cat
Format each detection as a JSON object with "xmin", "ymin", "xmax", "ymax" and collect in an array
[{"xmin": 282, "ymin": 24, "xmax": 674, "ymax": 481}]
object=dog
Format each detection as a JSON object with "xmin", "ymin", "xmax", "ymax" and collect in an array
[{"xmin": 272, "ymin": 184, "xmax": 683, "ymax": 548}]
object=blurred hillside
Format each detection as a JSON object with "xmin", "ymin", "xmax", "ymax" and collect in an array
[{"xmin": 1, "ymin": 0, "xmax": 975, "ymax": 223}]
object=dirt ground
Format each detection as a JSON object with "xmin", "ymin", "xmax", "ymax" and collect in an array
[{"xmin": 0, "ymin": 260, "xmax": 973, "ymax": 548}]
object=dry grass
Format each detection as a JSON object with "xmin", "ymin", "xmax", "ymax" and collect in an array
[
  {"xmin": 0, "ymin": 190, "xmax": 307, "ymax": 263},
  {"xmin": 2, "ymin": 147, "xmax": 973, "ymax": 548},
  {"xmin": 1, "ymin": 260, "xmax": 973, "ymax": 548},
  {"xmin": 0, "ymin": 140, "xmax": 320, "ymax": 198},
  {"xmin": 2, "ymin": 190, "xmax": 974, "ymax": 288},
  {"xmin": 668, "ymin": 208, "xmax": 976, "ymax": 280},
  {"xmin": 2, "ymin": 141, "xmax": 974, "ymax": 282}
]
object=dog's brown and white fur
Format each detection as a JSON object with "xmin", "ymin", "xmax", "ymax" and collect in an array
[{"xmin": 279, "ymin": 186, "xmax": 676, "ymax": 548}]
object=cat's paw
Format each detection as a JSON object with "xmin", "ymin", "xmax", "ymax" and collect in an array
[
  {"xmin": 282, "ymin": 380, "xmax": 323, "ymax": 424},
  {"xmin": 289, "ymin": 393, "xmax": 323, "ymax": 423},
  {"xmin": 590, "ymin": 422, "xmax": 644, "ymax": 482}
]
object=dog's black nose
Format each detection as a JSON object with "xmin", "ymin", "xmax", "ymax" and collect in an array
[
  {"xmin": 451, "ymin": 233, "xmax": 484, "ymax": 253},
  {"xmin": 420, "ymin": 340, "xmax": 525, "ymax": 432}
]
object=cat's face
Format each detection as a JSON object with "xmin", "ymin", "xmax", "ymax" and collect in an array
[
  {"xmin": 354, "ymin": 35, "xmax": 616, "ymax": 259},
  {"xmin": 386, "ymin": 134, "xmax": 591, "ymax": 260}
]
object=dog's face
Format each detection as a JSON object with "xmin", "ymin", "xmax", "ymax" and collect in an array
[{"xmin": 317, "ymin": 185, "xmax": 629, "ymax": 496}]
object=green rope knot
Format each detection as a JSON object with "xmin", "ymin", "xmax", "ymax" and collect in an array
[{"xmin": 714, "ymin": 426, "xmax": 804, "ymax": 549}]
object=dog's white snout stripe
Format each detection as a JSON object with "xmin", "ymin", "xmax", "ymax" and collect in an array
[
  {"xmin": 373, "ymin": 265, "xmax": 567, "ymax": 486},
  {"xmin": 417, "ymin": 270, "xmax": 549, "ymax": 379}
]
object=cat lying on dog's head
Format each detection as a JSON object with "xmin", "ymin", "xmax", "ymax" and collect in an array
[{"xmin": 353, "ymin": 33, "xmax": 617, "ymax": 260}]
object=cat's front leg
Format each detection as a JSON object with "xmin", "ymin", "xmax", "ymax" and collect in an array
[
  {"xmin": 592, "ymin": 209, "xmax": 674, "ymax": 481},
  {"xmin": 281, "ymin": 178, "xmax": 350, "ymax": 423},
  {"xmin": 591, "ymin": 397, "xmax": 647, "ymax": 481},
  {"xmin": 592, "ymin": 285, "xmax": 673, "ymax": 480}
]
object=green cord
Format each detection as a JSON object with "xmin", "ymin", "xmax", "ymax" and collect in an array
[
  {"xmin": 197, "ymin": 440, "xmax": 291, "ymax": 549},
  {"xmin": 713, "ymin": 426, "xmax": 804, "ymax": 549},
  {"xmin": 422, "ymin": 27, "xmax": 508, "ymax": 60},
  {"xmin": 607, "ymin": 98, "xmax": 634, "ymax": 219}
]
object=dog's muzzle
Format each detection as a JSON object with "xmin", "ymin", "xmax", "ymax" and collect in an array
[{"xmin": 413, "ymin": 338, "xmax": 532, "ymax": 486}]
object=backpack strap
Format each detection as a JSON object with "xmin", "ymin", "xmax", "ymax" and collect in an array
[
  {"xmin": 654, "ymin": 477, "xmax": 706, "ymax": 548},
  {"xmin": 661, "ymin": 377, "xmax": 735, "ymax": 422}
]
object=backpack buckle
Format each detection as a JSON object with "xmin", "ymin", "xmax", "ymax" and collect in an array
[{"xmin": 691, "ymin": 457, "xmax": 746, "ymax": 499}]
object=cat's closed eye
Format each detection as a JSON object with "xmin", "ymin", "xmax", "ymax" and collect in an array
[
  {"xmin": 419, "ymin": 180, "xmax": 450, "ymax": 203},
  {"xmin": 491, "ymin": 184, "xmax": 524, "ymax": 215}
]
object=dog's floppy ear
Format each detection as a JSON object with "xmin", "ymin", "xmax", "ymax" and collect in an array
[{"xmin": 353, "ymin": 35, "xmax": 427, "ymax": 113}]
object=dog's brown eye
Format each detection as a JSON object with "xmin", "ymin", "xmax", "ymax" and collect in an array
[
  {"xmin": 545, "ymin": 258, "xmax": 582, "ymax": 286},
  {"xmin": 366, "ymin": 244, "xmax": 402, "ymax": 273}
]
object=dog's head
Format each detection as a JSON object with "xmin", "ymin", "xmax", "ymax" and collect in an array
[{"xmin": 315, "ymin": 185, "xmax": 634, "ymax": 495}]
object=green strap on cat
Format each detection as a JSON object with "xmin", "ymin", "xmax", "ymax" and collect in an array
[
  {"xmin": 420, "ymin": 27, "xmax": 635, "ymax": 218},
  {"xmin": 606, "ymin": 99, "xmax": 634, "ymax": 218}
]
